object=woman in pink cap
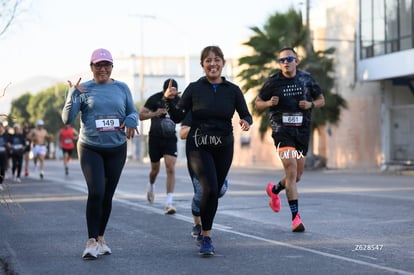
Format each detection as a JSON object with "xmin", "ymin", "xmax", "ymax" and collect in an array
[{"xmin": 62, "ymin": 48, "xmax": 139, "ymax": 260}]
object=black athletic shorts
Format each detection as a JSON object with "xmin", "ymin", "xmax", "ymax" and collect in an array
[
  {"xmin": 272, "ymin": 127, "xmax": 310, "ymax": 156},
  {"xmin": 148, "ymin": 135, "xmax": 177, "ymax": 163},
  {"xmin": 62, "ymin": 148, "xmax": 74, "ymax": 157}
]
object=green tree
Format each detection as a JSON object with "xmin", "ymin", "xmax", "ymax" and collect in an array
[
  {"xmin": 299, "ymin": 49, "xmax": 348, "ymax": 130},
  {"xmin": 9, "ymin": 92, "xmax": 31, "ymax": 125},
  {"xmin": 10, "ymin": 82, "xmax": 82, "ymax": 137},
  {"xmin": 8, "ymin": 82, "xmax": 84, "ymax": 159},
  {"xmin": 238, "ymin": 8, "xmax": 347, "ymax": 143},
  {"xmin": 24, "ymin": 83, "xmax": 70, "ymax": 140}
]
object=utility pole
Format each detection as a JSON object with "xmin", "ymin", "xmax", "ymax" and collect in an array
[
  {"xmin": 130, "ymin": 14, "xmax": 156, "ymax": 162},
  {"xmin": 305, "ymin": 0, "xmax": 312, "ymax": 54},
  {"xmin": 132, "ymin": 14, "xmax": 156, "ymax": 107}
]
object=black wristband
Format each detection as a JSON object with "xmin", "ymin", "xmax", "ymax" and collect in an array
[{"xmin": 311, "ymin": 102, "xmax": 315, "ymax": 109}]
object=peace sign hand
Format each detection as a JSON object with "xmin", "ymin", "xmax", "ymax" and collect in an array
[{"xmin": 67, "ymin": 77, "xmax": 87, "ymax": 93}]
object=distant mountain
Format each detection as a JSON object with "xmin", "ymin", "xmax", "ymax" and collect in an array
[{"xmin": 1, "ymin": 76, "xmax": 64, "ymax": 114}]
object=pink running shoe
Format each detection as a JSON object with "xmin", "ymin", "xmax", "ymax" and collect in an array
[
  {"xmin": 266, "ymin": 182, "xmax": 281, "ymax": 212},
  {"xmin": 292, "ymin": 213, "xmax": 305, "ymax": 232}
]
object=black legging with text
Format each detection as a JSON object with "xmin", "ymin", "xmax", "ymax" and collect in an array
[{"xmin": 186, "ymin": 135, "xmax": 233, "ymax": 231}]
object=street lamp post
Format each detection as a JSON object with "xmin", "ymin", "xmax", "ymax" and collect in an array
[
  {"xmin": 306, "ymin": 0, "xmax": 312, "ymax": 54},
  {"xmin": 137, "ymin": 14, "xmax": 156, "ymax": 105},
  {"xmin": 129, "ymin": 14, "xmax": 190, "ymax": 161},
  {"xmin": 130, "ymin": 14, "xmax": 155, "ymax": 162}
]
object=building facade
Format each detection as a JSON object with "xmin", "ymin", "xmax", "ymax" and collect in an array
[
  {"xmin": 357, "ymin": 0, "xmax": 414, "ymax": 169},
  {"xmin": 117, "ymin": 0, "xmax": 414, "ymax": 171},
  {"xmin": 317, "ymin": 0, "xmax": 414, "ymax": 170}
]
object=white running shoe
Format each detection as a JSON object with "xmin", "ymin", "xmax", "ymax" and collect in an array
[
  {"xmin": 165, "ymin": 204, "xmax": 176, "ymax": 215},
  {"xmin": 97, "ymin": 236, "xmax": 112, "ymax": 255},
  {"xmin": 82, "ymin": 238, "xmax": 99, "ymax": 260},
  {"xmin": 147, "ymin": 184, "xmax": 154, "ymax": 203}
]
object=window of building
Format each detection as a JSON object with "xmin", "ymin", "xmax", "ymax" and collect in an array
[
  {"xmin": 373, "ymin": 0, "xmax": 386, "ymax": 55},
  {"xmin": 400, "ymin": 0, "xmax": 413, "ymax": 50},
  {"xmin": 385, "ymin": 0, "xmax": 399, "ymax": 53},
  {"xmin": 360, "ymin": 0, "xmax": 374, "ymax": 58},
  {"xmin": 359, "ymin": 0, "xmax": 413, "ymax": 59}
]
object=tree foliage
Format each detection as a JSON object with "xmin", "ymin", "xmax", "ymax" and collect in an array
[
  {"xmin": 237, "ymin": 8, "xmax": 347, "ymax": 139},
  {"xmin": 9, "ymin": 92, "xmax": 31, "ymax": 124},
  {"xmin": 299, "ymin": 48, "xmax": 348, "ymax": 130},
  {"xmin": 9, "ymin": 83, "xmax": 80, "ymax": 140}
]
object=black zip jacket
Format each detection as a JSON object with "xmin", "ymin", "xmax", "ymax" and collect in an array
[{"xmin": 165, "ymin": 76, "xmax": 252, "ymax": 137}]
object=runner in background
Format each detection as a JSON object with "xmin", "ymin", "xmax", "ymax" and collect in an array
[
  {"xmin": 27, "ymin": 119, "xmax": 52, "ymax": 179},
  {"xmin": 59, "ymin": 124, "xmax": 79, "ymax": 175}
]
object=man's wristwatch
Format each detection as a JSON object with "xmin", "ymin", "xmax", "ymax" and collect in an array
[{"xmin": 311, "ymin": 102, "xmax": 315, "ymax": 109}]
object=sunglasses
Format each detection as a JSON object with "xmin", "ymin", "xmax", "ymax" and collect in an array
[
  {"xmin": 93, "ymin": 62, "xmax": 113, "ymax": 69},
  {"xmin": 278, "ymin": 56, "xmax": 296, "ymax": 63}
]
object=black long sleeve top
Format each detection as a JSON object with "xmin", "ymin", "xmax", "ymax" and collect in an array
[{"xmin": 165, "ymin": 76, "xmax": 252, "ymax": 137}]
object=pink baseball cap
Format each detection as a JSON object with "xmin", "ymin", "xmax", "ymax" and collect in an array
[{"xmin": 90, "ymin": 48, "xmax": 113, "ymax": 64}]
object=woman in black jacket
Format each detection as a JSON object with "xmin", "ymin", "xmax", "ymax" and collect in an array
[{"xmin": 164, "ymin": 45, "xmax": 252, "ymax": 256}]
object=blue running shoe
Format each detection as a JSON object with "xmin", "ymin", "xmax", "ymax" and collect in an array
[
  {"xmin": 219, "ymin": 179, "xmax": 228, "ymax": 198},
  {"xmin": 199, "ymin": 236, "xmax": 214, "ymax": 256},
  {"xmin": 191, "ymin": 224, "xmax": 202, "ymax": 238},
  {"xmin": 195, "ymin": 234, "xmax": 203, "ymax": 247}
]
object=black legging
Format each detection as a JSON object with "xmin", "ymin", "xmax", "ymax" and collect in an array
[
  {"xmin": 11, "ymin": 151, "xmax": 24, "ymax": 178},
  {"xmin": 0, "ymin": 152, "xmax": 7, "ymax": 184},
  {"xmin": 78, "ymin": 142, "xmax": 127, "ymax": 239},
  {"xmin": 186, "ymin": 134, "xmax": 233, "ymax": 231}
]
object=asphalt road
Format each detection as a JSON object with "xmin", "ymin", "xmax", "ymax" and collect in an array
[{"xmin": 1, "ymin": 159, "xmax": 413, "ymax": 275}]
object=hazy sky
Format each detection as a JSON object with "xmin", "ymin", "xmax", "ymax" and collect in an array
[{"xmin": 0, "ymin": 0, "xmax": 312, "ymax": 86}]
